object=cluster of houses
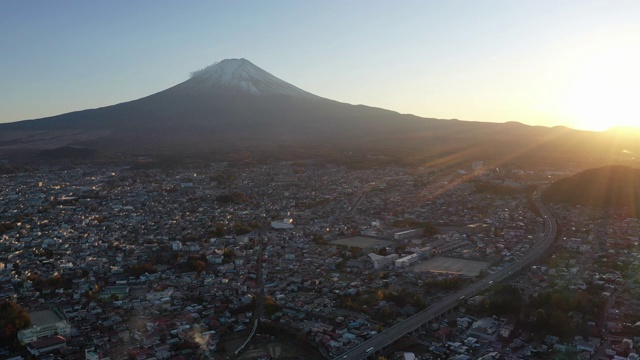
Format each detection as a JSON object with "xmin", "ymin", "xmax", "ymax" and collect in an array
[{"xmin": 2, "ymin": 160, "xmax": 636, "ymax": 359}]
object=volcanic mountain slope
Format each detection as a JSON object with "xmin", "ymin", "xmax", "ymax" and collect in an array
[
  {"xmin": 0, "ymin": 58, "xmax": 638, "ymax": 164},
  {"xmin": 1, "ymin": 59, "xmax": 431, "ymax": 151}
]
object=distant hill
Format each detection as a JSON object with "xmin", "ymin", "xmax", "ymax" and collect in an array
[{"xmin": 542, "ymin": 165, "xmax": 640, "ymax": 216}]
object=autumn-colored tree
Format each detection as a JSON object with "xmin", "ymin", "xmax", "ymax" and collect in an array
[
  {"xmin": 349, "ymin": 246, "xmax": 363, "ymax": 257},
  {"xmin": 0, "ymin": 300, "xmax": 31, "ymax": 345},
  {"xmin": 190, "ymin": 260, "xmax": 206, "ymax": 273},
  {"xmin": 264, "ymin": 296, "xmax": 281, "ymax": 317},
  {"xmin": 311, "ymin": 233, "xmax": 325, "ymax": 244}
]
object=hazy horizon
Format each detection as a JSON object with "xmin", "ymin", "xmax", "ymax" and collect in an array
[{"xmin": 2, "ymin": 1, "xmax": 639, "ymax": 132}]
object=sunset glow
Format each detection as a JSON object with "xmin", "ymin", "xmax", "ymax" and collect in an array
[{"xmin": 561, "ymin": 35, "xmax": 640, "ymax": 132}]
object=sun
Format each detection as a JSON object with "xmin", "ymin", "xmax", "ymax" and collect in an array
[
  {"xmin": 561, "ymin": 44, "xmax": 640, "ymax": 132},
  {"xmin": 564, "ymin": 75, "xmax": 640, "ymax": 132}
]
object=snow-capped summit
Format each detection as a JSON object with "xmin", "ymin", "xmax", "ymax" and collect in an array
[{"xmin": 186, "ymin": 58, "xmax": 316, "ymax": 98}]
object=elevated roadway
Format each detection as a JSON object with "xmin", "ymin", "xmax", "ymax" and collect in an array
[{"xmin": 335, "ymin": 193, "xmax": 557, "ymax": 360}]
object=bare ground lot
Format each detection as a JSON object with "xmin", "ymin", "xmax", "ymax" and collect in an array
[
  {"xmin": 330, "ymin": 236, "xmax": 394, "ymax": 249},
  {"xmin": 413, "ymin": 256, "xmax": 490, "ymax": 277}
]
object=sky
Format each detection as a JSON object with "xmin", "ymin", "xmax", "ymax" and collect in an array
[{"xmin": 1, "ymin": 0, "xmax": 640, "ymax": 132}]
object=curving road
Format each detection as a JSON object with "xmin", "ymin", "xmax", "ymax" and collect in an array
[{"xmin": 335, "ymin": 192, "xmax": 557, "ymax": 360}]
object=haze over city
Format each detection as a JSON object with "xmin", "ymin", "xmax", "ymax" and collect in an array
[{"xmin": 2, "ymin": 0, "xmax": 640, "ymax": 131}]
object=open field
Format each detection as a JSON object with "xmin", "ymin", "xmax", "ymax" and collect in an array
[
  {"xmin": 413, "ymin": 256, "xmax": 490, "ymax": 277},
  {"xmin": 330, "ymin": 236, "xmax": 394, "ymax": 249}
]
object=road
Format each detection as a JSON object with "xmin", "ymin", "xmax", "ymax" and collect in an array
[
  {"xmin": 350, "ymin": 182, "xmax": 377, "ymax": 214},
  {"xmin": 335, "ymin": 192, "xmax": 557, "ymax": 360},
  {"xmin": 234, "ymin": 230, "xmax": 267, "ymax": 356}
]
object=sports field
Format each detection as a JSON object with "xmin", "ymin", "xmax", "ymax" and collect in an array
[
  {"xmin": 413, "ymin": 256, "xmax": 490, "ymax": 277},
  {"xmin": 330, "ymin": 236, "xmax": 394, "ymax": 249}
]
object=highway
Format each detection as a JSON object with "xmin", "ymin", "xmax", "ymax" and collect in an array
[{"xmin": 335, "ymin": 193, "xmax": 557, "ymax": 360}]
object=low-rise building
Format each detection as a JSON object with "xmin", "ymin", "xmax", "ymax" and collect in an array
[
  {"xmin": 368, "ymin": 253, "xmax": 399, "ymax": 269},
  {"xmin": 26, "ymin": 336, "xmax": 66, "ymax": 356},
  {"xmin": 18, "ymin": 309, "xmax": 71, "ymax": 343},
  {"xmin": 395, "ymin": 253, "xmax": 419, "ymax": 268}
]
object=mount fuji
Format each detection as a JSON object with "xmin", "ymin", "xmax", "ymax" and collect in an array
[
  {"xmin": 0, "ymin": 58, "xmax": 635, "ymax": 163},
  {"xmin": 0, "ymin": 58, "xmax": 441, "ymax": 154}
]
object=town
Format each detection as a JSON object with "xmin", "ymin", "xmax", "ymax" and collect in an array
[{"xmin": 1, "ymin": 159, "xmax": 639, "ymax": 360}]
